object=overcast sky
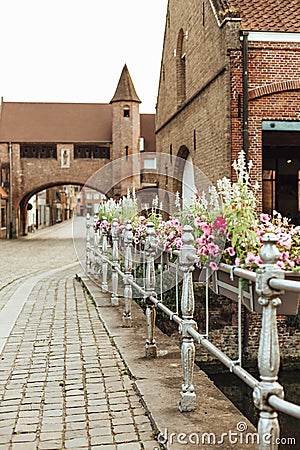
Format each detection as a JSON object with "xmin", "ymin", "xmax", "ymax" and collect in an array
[{"xmin": 0, "ymin": 0, "xmax": 168, "ymax": 113}]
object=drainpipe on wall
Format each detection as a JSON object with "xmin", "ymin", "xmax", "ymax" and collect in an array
[
  {"xmin": 242, "ymin": 32, "xmax": 249, "ymax": 162},
  {"xmin": 8, "ymin": 142, "xmax": 13, "ymax": 239},
  {"xmin": 242, "ymin": 32, "xmax": 250, "ymax": 351}
]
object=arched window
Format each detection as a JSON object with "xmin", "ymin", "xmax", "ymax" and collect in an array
[
  {"xmin": 182, "ymin": 154, "xmax": 196, "ymax": 206},
  {"xmin": 123, "ymin": 106, "xmax": 130, "ymax": 118},
  {"xmin": 176, "ymin": 29, "xmax": 186, "ymax": 107},
  {"xmin": 174, "ymin": 146, "xmax": 196, "ymax": 207}
]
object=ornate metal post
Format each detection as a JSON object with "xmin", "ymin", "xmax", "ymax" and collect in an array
[
  {"xmin": 111, "ymin": 218, "xmax": 119, "ymax": 306},
  {"xmin": 145, "ymin": 222, "xmax": 157, "ymax": 358},
  {"xmin": 254, "ymin": 233, "xmax": 285, "ymax": 450},
  {"xmin": 178, "ymin": 225, "xmax": 197, "ymax": 412},
  {"xmin": 85, "ymin": 213, "xmax": 91, "ymax": 274},
  {"xmin": 93, "ymin": 214, "xmax": 100, "ymax": 278},
  {"xmin": 101, "ymin": 216, "xmax": 108, "ymax": 293},
  {"xmin": 123, "ymin": 220, "xmax": 133, "ymax": 327}
]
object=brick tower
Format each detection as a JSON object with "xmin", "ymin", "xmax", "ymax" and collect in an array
[{"xmin": 110, "ymin": 64, "xmax": 141, "ymax": 196}]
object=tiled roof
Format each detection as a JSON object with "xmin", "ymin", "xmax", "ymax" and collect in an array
[
  {"xmin": 0, "ymin": 102, "xmax": 155, "ymax": 150},
  {"xmin": 110, "ymin": 64, "xmax": 141, "ymax": 103},
  {"xmin": 212, "ymin": 0, "xmax": 300, "ymax": 32},
  {"xmin": 0, "ymin": 102, "xmax": 113, "ymax": 143}
]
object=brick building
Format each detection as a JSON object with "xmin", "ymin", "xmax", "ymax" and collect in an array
[
  {"xmin": 0, "ymin": 65, "xmax": 156, "ymax": 237},
  {"xmin": 156, "ymin": 0, "xmax": 300, "ymax": 222}
]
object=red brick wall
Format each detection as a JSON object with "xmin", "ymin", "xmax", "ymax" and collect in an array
[{"xmin": 230, "ymin": 41, "xmax": 300, "ymax": 205}]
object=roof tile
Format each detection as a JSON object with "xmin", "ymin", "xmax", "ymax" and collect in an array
[{"xmin": 229, "ymin": 0, "xmax": 300, "ymax": 33}]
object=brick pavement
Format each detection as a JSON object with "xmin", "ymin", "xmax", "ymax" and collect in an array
[{"xmin": 0, "ymin": 266, "xmax": 159, "ymax": 450}]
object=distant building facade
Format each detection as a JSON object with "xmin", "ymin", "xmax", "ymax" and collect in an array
[
  {"xmin": 0, "ymin": 65, "xmax": 156, "ymax": 237},
  {"xmin": 156, "ymin": 0, "xmax": 300, "ymax": 222}
]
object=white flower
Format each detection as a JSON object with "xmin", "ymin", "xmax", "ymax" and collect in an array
[{"xmin": 175, "ymin": 191, "xmax": 181, "ymax": 210}]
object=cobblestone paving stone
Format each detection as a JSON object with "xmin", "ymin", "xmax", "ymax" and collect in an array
[{"xmin": 0, "ymin": 265, "xmax": 159, "ymax": 449}]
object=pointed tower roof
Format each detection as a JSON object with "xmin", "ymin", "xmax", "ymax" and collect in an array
[{"xmin": 110, "ymin": 64, "xmax": 141, "ymax": 104}]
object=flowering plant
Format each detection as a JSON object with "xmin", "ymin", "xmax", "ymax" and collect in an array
[
  {"xmin": 176, "ymin": 150, "xmax": 300, "ymax": 273},
  {"xmin": 159, "ymin": 217, "xmax": 183, "ymax": 252},
  {"xmin": 256, "ymin": 211, "xmax": 300, "ymax": 271},
  {"xmin": 95, "ymin": 188, "xmax": 138, "ymax": 234},
  {"xmin": 216, "ymin": 151, "xmax": 261, "ymax": 268},
  {"xmin": 93, "ymin": 151, "xmax": 300, "ymax": 274},
  {"xmin": 175, "ymin": 187, "xmax": 226, "ymax": 270},
  {"xmin": 215, "ymin": 151, "xmax": 300, "ymax": 272},
  {"xmin": 130, "ymin": 195, "xmax": 164, "ymax": 245}
]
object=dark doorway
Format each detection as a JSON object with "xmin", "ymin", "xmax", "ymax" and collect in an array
[{"xmin": 263, "ymin": 124, "xmax": 300, "ymax": 224}]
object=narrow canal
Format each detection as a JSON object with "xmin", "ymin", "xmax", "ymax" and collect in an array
[{"xmin": 205, "ymin": 367, "xmax": 300, "ymax": 449}]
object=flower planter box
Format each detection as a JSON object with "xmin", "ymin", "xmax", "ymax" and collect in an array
[{"xmin": 211, "ymin": 267, "xmax": 300, "ymax": 315}]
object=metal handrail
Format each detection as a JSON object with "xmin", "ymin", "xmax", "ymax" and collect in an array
[
  {"xmin": 98, "ymin": 248, "xmax": 300, "ymax": 418},
  {"xmin": 221, "ymin": 262, "xmax": 300, "ymax": 293},
  {"xmin": 86, "ymin": 216, "xmax": 300, "ymax": 450}
]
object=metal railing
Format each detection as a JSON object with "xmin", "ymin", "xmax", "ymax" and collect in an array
[{"xmin": 85, "ymin": 213, "xmax": 300, "ymax": 449}]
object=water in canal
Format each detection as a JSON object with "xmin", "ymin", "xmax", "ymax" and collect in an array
[{"xmin": 204, "ymin": 367, "xmax": 299, "ymax": 449}]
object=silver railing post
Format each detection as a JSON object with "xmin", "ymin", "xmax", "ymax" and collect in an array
[
  {"xmin": 123, "ymin": 220, "xmax": 133, "ymax": 327},
  {"xmin": 93, "ymin": 214, "xmax": 99, "ymax": 278},
  {"xmin": 86, "ymin": 213, "xmax": 91, "ymax": 274},
  {"xmin": 254, "ymin": 233, "xmax": 285, "ymax": 450},
  {"xmin": 101, "ymin": 216, "xmax": 108, "ymax": 293},
  {"xmin": 145, "ymin": 222, "xmax": 157, "ymax": 358},
  {"xmin": 178, "ymin": 225, "xmax": 197, "ymax": 412},
  {"xmin": 111, "ymin": 218, "xmax": 119, "ymax": 306}
]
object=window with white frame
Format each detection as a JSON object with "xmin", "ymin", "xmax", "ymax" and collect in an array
[{"xmin": 144, "ymin": 158, "xmax": 156, "ymax": 169}]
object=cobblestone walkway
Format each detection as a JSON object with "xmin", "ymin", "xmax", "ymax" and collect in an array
[{"xmin": 0, "ymin": 267, "xmax": 158, "ymax": 450}]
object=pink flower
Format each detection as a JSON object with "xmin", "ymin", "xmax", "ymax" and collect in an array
[
  {"xmin": 174, "ymin": 237, "xmax": 182, "ymax": 249},
  {"xmin": 209, "ymin": 262, "xmax": 218, "ymax": 271},
  {"xmin": 225, "ymin": 247, "xmax": 235, "ymax": 256},
  {"xmin": 168, "ymin": 231, "xmax": 175, "ymax": 240},
  {"xmin": 194, "ymin": 217, "xmax": 202, "ymax": 227},
  {"xmin": 260, "ymin": 213, "xmax": 270, "ymax": 223},
  {"xmin": 201, "ymin": 223, "xmax": 211, "ymax": 236},
  {"xmin": 245, "ymin": 252, "xmax": 256, "ymax": 264},
  {"xmin": 280, "ymin": 251, "xmax": 290, "ymax": 261},
  {"xmin": 213, "ymin": 216, "xmax": 226, "ymax": 230},
  {"xmin": 207, "ymin": 242, "xmax": 219, "ymax": 257},
  {"xmin": 170, "ymin": 218, "xmax": 179, "ymax": 227},
  {"xmin": 196, "ymin": 235, "xmax": 207, "ymax": 246},
  {"xmin": 278, "ymin": 233, "xmax": 292, "ymax": 249},
  {"xmin": 245, "ymin": 252, "xmax": 262, "ymax": 266},
  {"xmin": 197, "ymin": 247, "xmax": 208, "ymax": 256}
]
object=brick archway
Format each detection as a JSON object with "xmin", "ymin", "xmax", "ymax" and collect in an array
[
  {"xmin": 7, "ymin": 143, "xmax": 114, "ymax": 237},
  {"xmin": 19, "ymin": 182, "xmax": 87, "ymax": 236},
  {"xmin": 249, "ymin": 80, "xmax": 300, "ymax": 100}
]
